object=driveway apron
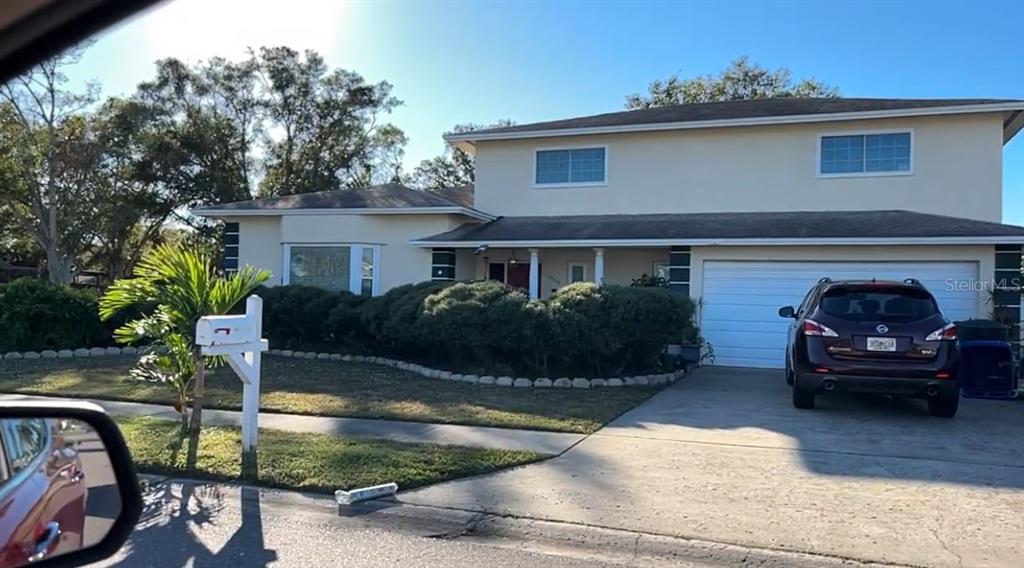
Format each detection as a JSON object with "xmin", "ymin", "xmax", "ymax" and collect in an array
[{"xmin": 400, "ymin": 367, "xmax": 1024, "ymax": 568}]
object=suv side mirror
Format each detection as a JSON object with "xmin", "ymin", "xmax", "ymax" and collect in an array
[
  {"xmin": 0, "ymin": 401, "xmax": 142, "ymax": 568},
  {"xmin": 778, "ymin": 306, "xmax": 796, "ymax": 319}
]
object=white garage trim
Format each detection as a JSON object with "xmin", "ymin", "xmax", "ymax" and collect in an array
[{"xmin": 699, "ymin": 260, "xmax": 980, "ymax": 369}]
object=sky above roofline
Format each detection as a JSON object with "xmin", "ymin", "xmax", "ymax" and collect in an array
[{"xmin": 62, "ymin": 0, "xmax": 1023, "ymax": 225}]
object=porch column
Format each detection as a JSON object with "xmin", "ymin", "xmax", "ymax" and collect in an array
[
  {"xmin": 593, "ymin": 248, "xmax": 605, "ymax": 285},
  {"xmin": 528, "ymin": 249, "xmax": 540, "ymax": 299}
]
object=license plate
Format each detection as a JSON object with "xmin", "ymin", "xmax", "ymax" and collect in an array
[{"xmin": 866, "ymin": 337, "xmax": 897, "ymax": 352}]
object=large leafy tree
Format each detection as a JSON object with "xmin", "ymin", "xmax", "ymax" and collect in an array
[
  {"xmin": 99, "ymin": 244, "xmax": 269, "ymax": 440},
  {"xmin": 0, "ymin": 46, "xmax": 104, "ymax": 283},
  {"xmin": 410, "ymin": 120, "xmax": 514, "ymax": 190},
  {"xmin": 256, "ymin": 47, "xmax": 402, "ymax": 195},
  {"xmin": 626, "ymin": 56, "xmax": 839, "ymax": 109},
  {"xmin": 134, "ymin": 47, "xmax": 404, "ymax": 201},
  {"xmin": 1, "ymin": 44, "xmax": 409, "ymax": 279},
  {"xmin": 83, "ymin": 98, "xmax": 193, "ymax": 279}
]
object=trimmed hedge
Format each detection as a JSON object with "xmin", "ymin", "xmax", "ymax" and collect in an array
[
  {"xmin": 0, "ymin": 278, "xmax": 111, "ymax": 351},
  {"xmin": 261, "ymin": 281, "xmax": 696, "ymax": 378},
  {"xmin": 418, "ymin": 280, "xmax": 550, "ymax": 373},
  {"xmin": 258, "ymin": 285, "xmax": 369, "ymax": 351},
  {"xmin": 0, "ymin": 277, "xmax": 696, "ymax": 377}
]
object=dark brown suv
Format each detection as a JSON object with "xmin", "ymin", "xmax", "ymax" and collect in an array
[{"xmin": 778, "ymin": 278, "xmax": 960, "ymax": 417}]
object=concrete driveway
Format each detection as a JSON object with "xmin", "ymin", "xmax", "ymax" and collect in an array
[{"xmin": 401, "ymin": 367, "xmax": 1024, "ymax": 567}]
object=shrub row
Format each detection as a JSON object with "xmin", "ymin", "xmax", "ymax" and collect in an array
[
  {"xmin": 0, "ymin": 278, "xmax": 112, "ymax": 351},
  {"xmin": 260, "ymin": 281, "xmax": 696, "ymax": 378},
  {"xmin": 0, "ymin": 277, "xmax": 696, "ymax": 378}
]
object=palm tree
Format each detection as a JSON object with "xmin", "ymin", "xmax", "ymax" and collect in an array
[{"xmin": 100, "ymin": 243, "xmax": 270, "ymax": 435}]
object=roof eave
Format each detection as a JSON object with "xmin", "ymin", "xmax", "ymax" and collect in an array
[
  {"xmin": 444, "ymin": 102, "xmax": 1024, "ymax": 145},
  {"xmin": 192, "ymin": 206, "xmax": 496, "ymax": 221},
  {"xmin": 1003, "ymin": 109, "xmax": 1024, "ymax": 144},
  {"xmin": 411, "ymin": 235, "xmax": 1024, "ymax": 248}
]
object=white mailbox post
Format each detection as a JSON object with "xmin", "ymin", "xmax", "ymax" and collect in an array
[{"xmin": 196, "ymin": 295, "xmax": 268, "ymax": 455}]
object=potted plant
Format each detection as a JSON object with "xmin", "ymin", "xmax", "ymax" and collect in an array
[
  {"xmin": 667, "ymin": 297, "xmax": 715, "ymax": 366},
  {"xmin": 630, "ymin": 273, "xmax": 667, "ymax": 288}
]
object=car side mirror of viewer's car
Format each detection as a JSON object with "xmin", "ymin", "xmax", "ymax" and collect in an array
[
  {"xmin": 778, "ymin": 306, "xmax": 796, "ymax": 319},
  {"xmin": 0, "ymin": 401, "xmax": 142, "ymax": 568}
]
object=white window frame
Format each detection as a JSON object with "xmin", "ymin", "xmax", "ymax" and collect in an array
[
  {"xmin": 816, "ymin": 128, "xmax": 915, "ymax": 179},
  {"xmin": 282, "ymin": 243, "xmax": 381, "ymax": 296},
  {"xmin": 431, "ymin": 248, "xmax": 457, "ymax": 282},
  {"xmin": 652, "ymin": 260, "xmax": 669, "ymax": 281},
  {"xmin": 567, "ymin": 261, "xmax": 588, "ymax": 283},
  {"xmin": 223, "ymin": 222, "xmax": 240, "ymax": 275},
  {"xmin": 533, "ymin": 144, "xmax": 609, "ymax": 189}
]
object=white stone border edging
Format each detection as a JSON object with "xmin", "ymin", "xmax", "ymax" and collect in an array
[
  {"xmin": 1, "ymin": 346, "xmax": 689, "ymax": 389},
  {"xmin": 2, "ymin": 346, "xmax": 139, "ymax": 360},
  {"xmin": 265, "ymin": 349, "xmax": 687, "ymax": 389}
]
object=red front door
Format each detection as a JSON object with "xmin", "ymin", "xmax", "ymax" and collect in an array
[{"xmin": 507, "ymin": 263, "xmax": 539, "ymax": 292}]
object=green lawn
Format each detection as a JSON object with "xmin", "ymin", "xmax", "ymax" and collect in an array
[
  {"xmin": 116, "ymin": 416, "xmax": 541, "ymax": 492},
  {"xmin": 0, "ymin": 356, "xmax": 660, "ymax": 433}
]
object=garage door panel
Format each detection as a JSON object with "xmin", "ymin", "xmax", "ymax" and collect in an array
[
  {"xmin": 701, "ymin": 260, "xmax": 978, "ymax": 368},
  {"xmin": 701, "ymin": 300, "xmax": 799, "ymax": 314},
  {"xmin": 710, "ymin": 333, "xmax": 787, "ymax": 352},
  {"xmin": 702, "ymin": 319, "xmax": 788, "ymax": 334},
  {"xmin": 710, "ymin": 346, "xmax": 784, "ymax": 369}
]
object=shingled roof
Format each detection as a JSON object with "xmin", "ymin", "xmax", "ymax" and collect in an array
[
  {"xmin": 448, "ymin": 98, "xmax": 1024, "ymax": 141},
  {"xmin": 414, "ymin": 210, "xmax": 1024, "ymax": 245},
  {"xmin": 193, "ymin": 183, "xmax": 478, "ymax": 214}
]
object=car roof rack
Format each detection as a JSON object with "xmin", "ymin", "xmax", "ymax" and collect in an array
[{"xmin": 903, "ymin": 278, "xmax": 924, "ymax": 287}]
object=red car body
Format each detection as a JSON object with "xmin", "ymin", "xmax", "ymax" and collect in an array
[{"xmin": 0, "ymin": 420, "xmax": 87, "ymax": 567}]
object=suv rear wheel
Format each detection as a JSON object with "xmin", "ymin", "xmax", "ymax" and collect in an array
[
  {"xmin": 927, "ymin": 391, "xmax": 959, "ymax": 418},
  {"xmin": 792, "ymin": 377, "xmax": 815, "ymax": 409}
]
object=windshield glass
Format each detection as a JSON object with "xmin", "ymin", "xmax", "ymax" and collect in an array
[{"xmin": 819, "ymin": 286, "xmax": 938, "ymax": 322}]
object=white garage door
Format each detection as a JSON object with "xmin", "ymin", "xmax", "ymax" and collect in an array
[{"xmin": 701, "ymin": 261, "xmax": 979, "ymax": 369}]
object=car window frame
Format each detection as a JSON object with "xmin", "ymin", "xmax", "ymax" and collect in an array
[
  {"xmin": 0, "ymin": 419, "xmax": 50, "ymax": 500},
  {"xmin": 797, "ymin": 283, "xmax": 824, "ymax": 316},
  {"xmin": 0, "ymin": 429, "xmax": 8, "ymax": 483}
]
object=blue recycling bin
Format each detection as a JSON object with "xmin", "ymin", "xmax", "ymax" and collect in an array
[{"xmin": 958, "ymin": 340, "xmax": 1017, "ymax": 399}]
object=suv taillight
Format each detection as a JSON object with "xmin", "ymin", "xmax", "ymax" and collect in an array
[
  {"xmin": 925, "ymin": 322, "xmax": 957, "ymax": 341},
  {"xmin": 803, "ymin": 319, "xmax": 839, "ymax": 338}
]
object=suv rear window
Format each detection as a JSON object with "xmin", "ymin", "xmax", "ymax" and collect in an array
[{"xmin": 819, "ymin": 286, "xmax": 938, "ymax": 322}]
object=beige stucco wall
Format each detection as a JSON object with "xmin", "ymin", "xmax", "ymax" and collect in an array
[
  {"xmin": 228, "ymin": 215, "xmax": 997, "ymax": 317},
  {"xmin": 228, "ymin": 216, "xmax": 284, "ymax": 284},
  {"xmin": 689, "ymin": 244, "xmax": 995, "ymax": 318},
  {"xmin": 473, "ymin": 113, "xmax": 1005, "ymax": 221},
  {"xmin": 229, "ymin": 213, "xmax": 473, "ymax": 292},
  {"xmin": 475, "ymin": 245, "xmax": 995, "ymax": 307},
  {"xmin": 476, "ymin": 247, "xmax": 669, "ymax": 298}
]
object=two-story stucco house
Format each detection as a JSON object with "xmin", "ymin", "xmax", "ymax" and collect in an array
[{"xmin": 194, "ymin": 97, "xmax": 1024, "ymax": 368}]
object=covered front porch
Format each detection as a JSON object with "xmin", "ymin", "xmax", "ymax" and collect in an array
[{"xmin": 430, "ymin": 245, "xmax": 691, "ymax": 300}]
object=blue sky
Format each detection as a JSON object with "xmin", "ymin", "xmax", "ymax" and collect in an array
[{"xmin": 67, "ymin": 0, "xmax": 1023, "ymax": 223}]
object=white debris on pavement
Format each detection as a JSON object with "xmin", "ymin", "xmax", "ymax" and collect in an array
[{"xmin": 335, "ymin": 483, "xmax": 398, "ymax": 505}]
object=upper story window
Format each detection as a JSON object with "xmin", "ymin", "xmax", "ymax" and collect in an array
[
  {"xmin": 535, "ymin": 147, "xmax": 606, "ymax": 187},
  {"xmin": 818, "ymin": 131, "xmax": 913, "ymax": 177}
]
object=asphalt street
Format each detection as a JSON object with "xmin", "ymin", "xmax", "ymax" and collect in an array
[
  {"xmin": 88, "ymin": 478, "xmax": 871, "ymax": 568},
  {"xmin": 61, "ymin": 421, "xmax": 122, "ymax": 547},
  {"xmin": 88, "ymin": 480, "xmax": 633, "ymax": 568}
]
